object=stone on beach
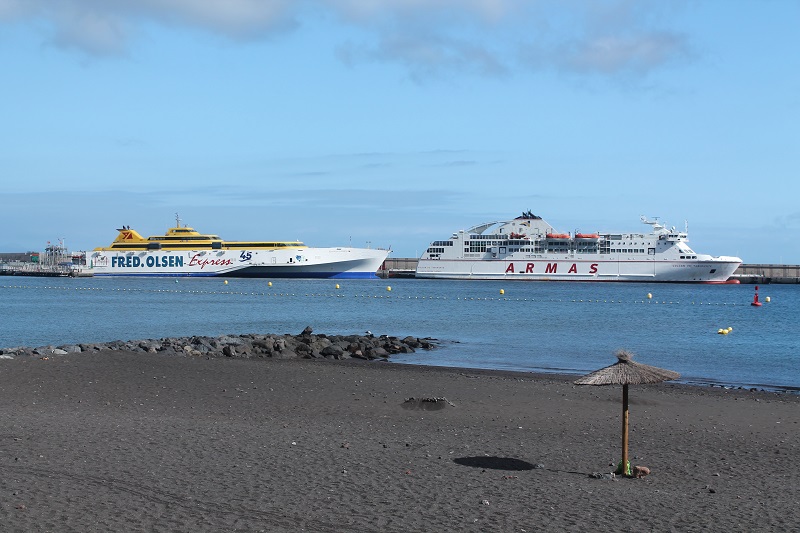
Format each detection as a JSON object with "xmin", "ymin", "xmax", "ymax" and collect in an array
[{"xmin": 0, "ymin": 326, "xmax": 439, "ymax": 361}]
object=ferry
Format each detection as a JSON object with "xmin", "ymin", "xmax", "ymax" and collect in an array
[
  {"xmin": 416, "ymin": 211, "xmax": 742, "ymax": 283},
  {"xmin": 87, "ymin": 216, "xmax": 389, "ymax": 278}
]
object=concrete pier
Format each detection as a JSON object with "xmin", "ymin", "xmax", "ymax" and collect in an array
[
  {"xmin": 378, "ymin": 257, "xmax": 417, "ymax": 278},
  {"xmin": 0, "ymin": 262, "xmax": 90, "ymax": 277},
  {"xmin": 732, "ymin": 264, "xmax": 800, "ymax": 284}
]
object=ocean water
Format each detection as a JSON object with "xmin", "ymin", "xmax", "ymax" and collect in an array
[{"xmin": 1, "ymin": 277, "xmax": 797, "ymax": 392}]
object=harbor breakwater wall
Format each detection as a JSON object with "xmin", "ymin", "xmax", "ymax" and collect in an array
[
  {"xmin": 0, "ymin": 327, "xmax": 439, "ymax": 360},
  {"xmin": 1, "ymin": 256, "xmax": 797, "ymax": 283},
  {"xmin": 732, "ymin": 264, "xmax": 800, "ymax": 284}
]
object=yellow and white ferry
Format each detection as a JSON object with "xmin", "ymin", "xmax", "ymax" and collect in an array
[
  {"xmin": 416, "ymin": 211, "xmax": 741, "ymax": 283},
  {"xmin": 87, "ymin": 216, "xmax": 388, "ymax": 278}
]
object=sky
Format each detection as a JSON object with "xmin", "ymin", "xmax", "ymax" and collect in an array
[{"xmin": 1, "ymin": 0, "xmax": 798, "ymax": 263}]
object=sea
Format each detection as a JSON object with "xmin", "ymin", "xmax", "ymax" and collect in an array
[{"xmin": 1, "ymin": 277, "xmax": 797, "ymax": 392}]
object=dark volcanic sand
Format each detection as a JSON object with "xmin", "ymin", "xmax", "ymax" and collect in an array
[{"xmin": 1, "ymin": 352, "xmax": 798, "ymax": 532}]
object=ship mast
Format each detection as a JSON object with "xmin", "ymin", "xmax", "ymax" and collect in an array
[{"xmin": 175, "ymin": 213, "xmax": 181, "ymax": 228}]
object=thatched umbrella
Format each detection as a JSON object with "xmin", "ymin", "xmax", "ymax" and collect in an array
[{"xmin": 574, "ymin": 350, "xmax": 680, "ymax": 476}]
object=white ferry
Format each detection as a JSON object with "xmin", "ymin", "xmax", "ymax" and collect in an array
[
  {"xmin": 87, "ymin": 217, "xmax": 388, "ymax": 278},
  {"xmin": 416, "ymin": 211, "xmax": 741, "ymax": 283}
]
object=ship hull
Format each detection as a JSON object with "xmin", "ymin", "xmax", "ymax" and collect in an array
[
  {"xmin": 87, "ymin": 248, "xmax": 388, "ymax": 279},
  {"xmin": 416, "ymin": 257, "xmax": 741, "ymax": 283}
]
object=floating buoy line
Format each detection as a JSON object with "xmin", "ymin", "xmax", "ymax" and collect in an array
[{"xmin": 0, "ymin": 284, "xmax": 764, "ymax": 306}]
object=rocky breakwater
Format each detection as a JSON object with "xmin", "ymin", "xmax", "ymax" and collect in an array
[{"xmin": 0, "ymin": 326, "xmax": 439, "ymax": 361}]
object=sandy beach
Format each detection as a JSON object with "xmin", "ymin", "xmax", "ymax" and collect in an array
[{"xmin": 1, "ymin": 351, "xmax": 797, "ymax": 532}]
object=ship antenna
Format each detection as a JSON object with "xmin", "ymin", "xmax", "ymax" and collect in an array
[{"xmin": 175, "ymin": 213, "xmax": 181, "ymax": 228}]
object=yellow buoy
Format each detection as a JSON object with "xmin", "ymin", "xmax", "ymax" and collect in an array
[
  {"xmin": 386, "ymin": 286, "xmax": 392, "ymax": 292},
  {"xmin": 335, "ymin": 284, "xmax": 340, "ymax": 289},
  {"xmin": 500, "ymin": 289, "xmax": 505, "ymax": 295},
  {"xmin": 765, "ymin": 296, "xmax": 771, "ymax": 303},
  {"xmin": 268, "ymin": 281, "xmax": 273, "ymax": 287},
  {"xmin": 224, "ymin": 280, "xmax": 228, "ymax": 285},
  {"xmin": 717, "ymin": 329, "xmax": 724, "ymax": 334},
  {"xmin": 647, "ymin": 293, "xmax": 652, "ymax": 299}
]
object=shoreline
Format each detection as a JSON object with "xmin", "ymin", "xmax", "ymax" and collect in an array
[
  {"xmin": 4, "ymin": 330, "xmax": 798, "ymax": 396},
  {"xmin": 393, "ymin": 359, "xmax": 800, "ymax": 395},
  {"xmin": 2, "ymin": 351, "xmax": 798, "ymax": 531}
]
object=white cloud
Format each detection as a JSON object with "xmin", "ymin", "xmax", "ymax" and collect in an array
[
  {"xmin": 138, "ymin": 0, "xmax": 297, "ymax": 40},
  {"xmin": 330, "ymin": 0, "xmax": 517, "ymax": 24},
  {"xmin": 3, "ymin": 0, "xmax": 297, "ymax": 55},
  {"xmin": 338, "ymin": 29, "xmax": 508, "ymax": 81},
  {"xmin": 2, "ymin": 0, "xmax": 693, "ymax": 79},
  {"xmin": 558, "ymin": 32, "xmax": 690, "ymax": 74},
  {"xmin": 49, "ymin": 5, "xmax": 129, "ymax": 56}
]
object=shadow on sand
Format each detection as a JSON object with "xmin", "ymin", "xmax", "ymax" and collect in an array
[
  {"xmin": 453, "ymin": 456, "xmax": 588, "ymax": 477},
  {"xmin": 452, "ymin": 456, "xmax": 535, "ymax": 471}
]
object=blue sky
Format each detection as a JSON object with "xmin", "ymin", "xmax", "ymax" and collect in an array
[{"xmin": 1, "ymin": 0, "xmax": 798, "ymax": 263}]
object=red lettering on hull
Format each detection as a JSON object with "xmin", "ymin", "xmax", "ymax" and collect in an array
[
  {"xmin": 189, "ymin": 254, "xmax": 234, "ymax": 269},
  {"xmin": 504, "ymin": 262, "xmax": 601, "ymax": 275}
]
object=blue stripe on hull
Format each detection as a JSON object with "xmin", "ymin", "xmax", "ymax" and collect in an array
[
  {"xmin": 92, "ymin": 271, "xmax": 378, "ymax": 279},
  {"xmin": 223, "ymin": 271, "xmax": 379, "ymax": 279},
  {"xmin": 93, "ymin": 272, "xmax": 219, "ymax": 277}
]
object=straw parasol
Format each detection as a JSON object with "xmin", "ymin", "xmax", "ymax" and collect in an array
[{"xmin": 574, "ymin": 349, "xmax": 680, "ymax": 476}]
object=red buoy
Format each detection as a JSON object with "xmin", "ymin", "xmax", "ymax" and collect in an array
[{"xmin": 751, "ymin": 285, "xmax": 762, "ymax": 307}]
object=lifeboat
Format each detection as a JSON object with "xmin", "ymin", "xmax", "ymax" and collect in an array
[
  {"xmin": 575, "ymin": 233, "xmax": 600, "ymax": 240},
  {"xmin": 546, "ymin": 233, "xmax": 570, "ymax": 239}
]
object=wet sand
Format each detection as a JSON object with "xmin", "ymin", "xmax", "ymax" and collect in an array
[{"xmin": 1, "ymin": 351, "xmax": 798, "ymax": 532}]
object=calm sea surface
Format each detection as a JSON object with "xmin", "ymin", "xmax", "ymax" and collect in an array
[{"xmin": 1, "ymin": 277, "xmax": 797, "ymax": 392}]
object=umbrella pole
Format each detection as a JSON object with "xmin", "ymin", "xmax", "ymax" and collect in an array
[{"xmin": 621, "ymin": 383, "xmax": 629, "ymax": 477}]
